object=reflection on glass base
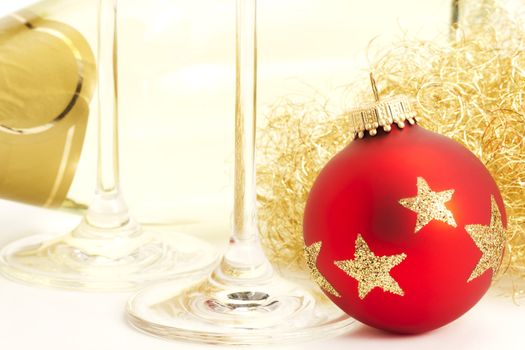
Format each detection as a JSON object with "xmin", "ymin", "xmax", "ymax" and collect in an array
[
  {"xmin": 0, "ymin": 232, "xmax": 218, "ymax": 291},
  {"xmin": 127, "ymin": 276, "xmax": 354, "ymax": 345}
]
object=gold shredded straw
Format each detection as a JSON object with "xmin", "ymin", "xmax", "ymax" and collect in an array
[{"xmin": 257, "ymin": 4, "xmax": 525, "ymax": 297}]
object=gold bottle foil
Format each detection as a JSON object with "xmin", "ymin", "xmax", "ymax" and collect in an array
[{"xmin": 0, "ymin": 10, "xmax": 95, "ymax": 207}]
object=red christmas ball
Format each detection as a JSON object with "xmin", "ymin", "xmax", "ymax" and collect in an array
[{"xmin": 303, "ymin": 123, "xmax": 506, "ymax": 334}]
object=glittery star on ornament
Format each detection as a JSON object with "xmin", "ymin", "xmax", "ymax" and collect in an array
[
  {"xmin": 399, "ymin": 177, "xmax": 457, "ymax": 233},
  {"xmin": 466, "ymin": 196, "xmax": 506, "ymax": 282},
  {"xmin": 304, "ymin": 241, "xmax": 341, "ymax": 297},
  {"xmin": 335, "ymin": 235, "xmax": 407, "ymax": 299}
]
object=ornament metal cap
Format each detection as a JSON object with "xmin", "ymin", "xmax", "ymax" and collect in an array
[{"xmin": 349, "ymin": 74, "xmax": 417, "ymax": 139}]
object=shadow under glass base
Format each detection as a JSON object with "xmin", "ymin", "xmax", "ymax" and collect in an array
[
  {"xmin": 0, "ymin": 231, "xmax": 218, "ymax": 292},
  {"xmin": 127, "ymin": 275, "xmax": 354, "ymax": 345}
]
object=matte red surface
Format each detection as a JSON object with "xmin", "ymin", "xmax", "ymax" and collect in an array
[{"xmin": 303, "ymin": 125, "xmax": 506, "ymax": 334}]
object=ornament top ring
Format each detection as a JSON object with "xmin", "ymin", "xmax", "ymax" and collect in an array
[{"xmin": 349, "ymin": 74, "xmax": 417, "ymax": 139}]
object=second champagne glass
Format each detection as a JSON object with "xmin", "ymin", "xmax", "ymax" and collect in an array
[{"xmin": 127, "ymin": 0, "xmax": 354, "ymax": 344}]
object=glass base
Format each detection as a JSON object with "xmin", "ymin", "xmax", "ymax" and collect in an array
[
  {"xmin": 0, "ymin": 231, "xmax": 218, "ymax": 291},
  {"xmin": 127, "ymin": 275, "xmax": 354, "ymax": 345}
]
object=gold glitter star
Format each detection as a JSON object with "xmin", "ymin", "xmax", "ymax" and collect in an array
[
  {"xmin": 304, "ymin": 241, "xmax": 340, "ymax": 297},
  {"xmin": 335, "ymin": 234, "xmax": 407, "ymax": 299},
  {"xmin": 466, "ymin": 196, "xmax": 506, "ymax": 282},
  {"xmin": 399, "ymin": 177, "xmax": 457, "ymax": 233}
]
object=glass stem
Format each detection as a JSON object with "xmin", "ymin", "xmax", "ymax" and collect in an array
[
  {"xmin": 214, "ymin": 0, "xmax": 273, "ymax": 284},
  {"xmin": 97, "ymin": 0, "xmax": 120, "ymax": 194},
  {"xmin": 234, "ymin": 0, "xmax": 257, "ymax": 242},
  {"xmin": 83, "ymin": 0, "xmax": 134, "ymax": 231}
]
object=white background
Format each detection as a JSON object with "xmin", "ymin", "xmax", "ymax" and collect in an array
[{"xmin": 0, "ymin": 0, "xmax": 454, "ymax": 226}]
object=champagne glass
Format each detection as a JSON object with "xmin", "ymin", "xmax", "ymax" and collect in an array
[
  {"xmin": 127, "ymin": 0, "xmax": 354, "ymax": 344},
  {"xmin": 0, "ymin": 0, "xmax": 218, "ymax": 291}
]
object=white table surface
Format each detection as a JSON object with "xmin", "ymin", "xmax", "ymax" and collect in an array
[{"xmin": 0, "ymin": 199, "xmax": 524, "ymax": 350}]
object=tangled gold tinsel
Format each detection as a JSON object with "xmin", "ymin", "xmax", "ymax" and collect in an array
[{"xmin": 257, "ymin": 4, "xmax": 525, "ymax": 295}]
